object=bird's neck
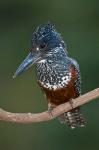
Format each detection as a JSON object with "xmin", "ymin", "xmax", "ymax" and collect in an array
[
  {"xmin": 36, "ymin": 47, "xmax": 71, "ymax": 90},
  {"xmin": 46, "ymin": 46, "xmax": 68, "ymax": 63},
  {"xmin": 36, "ymin": 46, "xmax": 70, "ymax": 87}
]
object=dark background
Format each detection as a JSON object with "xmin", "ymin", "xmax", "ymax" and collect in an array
[{"xmin": 0, "ymin": 0, "xmax": 99, "ymax": 150}]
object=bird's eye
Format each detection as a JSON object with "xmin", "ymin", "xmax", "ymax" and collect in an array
[{"xmin": 40, "ymin": 43, "xmax": 47, "ymax": 49}]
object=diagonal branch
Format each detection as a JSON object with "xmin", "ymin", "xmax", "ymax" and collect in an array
[{"xmin": 0, "ymin": 88, "xmax": 99, "ymax": 124}]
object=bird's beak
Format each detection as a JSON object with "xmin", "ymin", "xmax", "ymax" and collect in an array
[{"xmin": 13, "ymin": 52, "xmax": 40, "ymax": 78}]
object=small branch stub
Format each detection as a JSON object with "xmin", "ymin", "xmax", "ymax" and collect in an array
[{"xmin": 0, "ymin": 88, "xmax": 99, "ymax": 124}]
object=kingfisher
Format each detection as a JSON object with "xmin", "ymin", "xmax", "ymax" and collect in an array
[{"xmin": 13, "ymin": 22, "xmax": 86, "ymax": 129}]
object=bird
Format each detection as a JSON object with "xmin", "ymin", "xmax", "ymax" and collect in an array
[{"xmin": 13, "ymin": 22, "xmax": 86, "ymax": 129}]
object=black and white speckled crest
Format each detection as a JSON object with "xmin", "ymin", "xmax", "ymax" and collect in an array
[
  {"xmin": 31, "ymin": 22, "xmax": 66, "ymax": 49},
  {"xmin": 32, "ymin": 22, "xmax": 54, "ymax": 42}
]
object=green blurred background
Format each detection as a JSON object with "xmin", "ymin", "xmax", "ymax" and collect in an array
[{"xmin": 0, "ymin": 0, "xmax": 99, "ymax": 150}]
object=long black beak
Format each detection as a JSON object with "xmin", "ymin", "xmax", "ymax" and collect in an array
[{"xmin": 13, "ymin": 52, "xmax": 40, "ymax": 78}]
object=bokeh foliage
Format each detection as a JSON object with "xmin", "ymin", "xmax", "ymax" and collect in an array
[{"xmin": 0, "ymin": 0, "xmax": 99, "ymax": 150}]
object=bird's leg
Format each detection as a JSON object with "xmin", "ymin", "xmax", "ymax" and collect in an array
[{"xmin": 48, "ymin": 103, "xmax": 56, "ymax": 118}]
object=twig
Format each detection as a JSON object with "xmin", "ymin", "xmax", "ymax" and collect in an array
[{"xmin": 0, "ymin": 88, "xmax": 99, "ymax": 124}]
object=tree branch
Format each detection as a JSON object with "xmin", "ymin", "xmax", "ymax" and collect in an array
[{"xmin": 0, "ymin": 88, "xmax": 99, "ymax": 124}]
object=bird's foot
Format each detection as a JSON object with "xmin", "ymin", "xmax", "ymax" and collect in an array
[
  {"xmin": 69, "ymin": 99, "xmax": 74, "ymax": 109},
  {"xmin": 48, "ymin": 103, "xmax": 55, "ymax": 118}
]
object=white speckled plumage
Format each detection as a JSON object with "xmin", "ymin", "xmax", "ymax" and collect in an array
[{"xmin": 38, "ymin": 72, "xmax": 72, "ymax": 90}]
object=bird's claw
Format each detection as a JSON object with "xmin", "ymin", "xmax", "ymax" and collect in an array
[
  {"xmin": 69, "ymin": 99, "xmax": 74, "ymax": 109},
  {"xmin": 48, "ymin": 104, "xmax": 55, "ymax": 118}
]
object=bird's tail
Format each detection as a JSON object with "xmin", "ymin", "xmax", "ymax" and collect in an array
[{"xmin": 58, "ymin": 107, "xmax": 86, "ymax": 129}]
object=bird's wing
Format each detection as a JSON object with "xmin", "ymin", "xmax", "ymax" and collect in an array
[{"xmin": 69, "ymin": 58, "xmax": 81, "ymax": 96}]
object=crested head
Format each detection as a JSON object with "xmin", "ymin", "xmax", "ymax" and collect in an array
[
  {"xmin": 31, "ymin": 22, "xmax": 66, "ymax": 51},
  {"xmin": 32, "ymin": 22, "xmax": 55, "ymax": 42}
]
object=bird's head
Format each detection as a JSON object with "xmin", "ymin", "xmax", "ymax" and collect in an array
[{"xmin": 13, "ymin": 22, "xmax": 66, "ymax": 78}]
